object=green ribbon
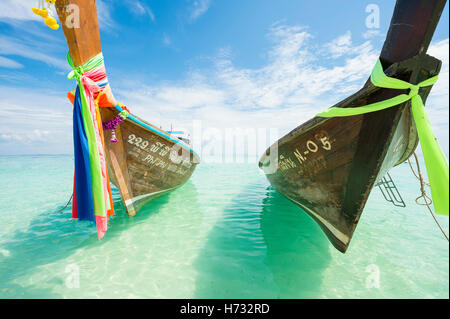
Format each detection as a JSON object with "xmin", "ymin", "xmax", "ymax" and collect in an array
[
  {"xmin": 119, "ymin": 110, "xmax": 129, "ymax": 119},
  {"xmin": 67, "ymin": 52, "xmax": 105, "ymax": 80},
  {"xmin": 67, "ymin": 52, "xmax": 107, "ymax": 217},
  {"xmin": 317, "ymin": 59, "xmax": 449, "ymax": 216}
]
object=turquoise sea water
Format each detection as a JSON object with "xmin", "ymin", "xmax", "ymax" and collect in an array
[{"xmin": 0, "ymin": 155, "xmax": 448, "ymax": 298}]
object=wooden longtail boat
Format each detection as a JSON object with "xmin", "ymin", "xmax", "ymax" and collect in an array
[
  {"xmin": 258, "ymin": 0, "xmax": 447, "ymax": 253},
  {"xmin": 55, "ymin": 0, "xmax": 200, "ymax": 217}
]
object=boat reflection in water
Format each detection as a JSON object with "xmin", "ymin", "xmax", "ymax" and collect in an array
[{"xmin": 261, "ymin": 186, "xmax": 331, "ymax": 298}]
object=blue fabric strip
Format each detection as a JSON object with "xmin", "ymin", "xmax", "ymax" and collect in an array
[{"xmin": 73, "ymin": 87, "xmax": 95, "ymax": 222}]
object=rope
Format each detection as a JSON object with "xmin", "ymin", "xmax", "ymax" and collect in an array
[
  {"xmin": 408, "ymin": 152, "xmax": 449, "ymax": 241},
  {"xmin": 407, "ymin": 154, "xmax": 430, "ymax": 187},
  {"xmin": 56, "ymin": 194, "xmax": 73, "ymax": 214},
  {"xmin": 408, "ymin": 156, "xmax": 423, "ymax": 182}
]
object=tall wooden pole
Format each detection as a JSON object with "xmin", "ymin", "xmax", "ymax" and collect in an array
[{"xmin": 55, "ymin": 0, "xmax": 102, "ymax": 67}]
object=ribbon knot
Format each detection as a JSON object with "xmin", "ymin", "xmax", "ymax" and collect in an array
[
  {"xmin": 409, "ymin": 85, "xmax": 419, "ymax": 97},
  {"xmin": 68, "ymin": 66, "xmax": 84, "ymax": 80},
  {"xmin": 316, "ymin": 59, "xmax": 448, "ymax": 216},
  {"xmin": 66, "ymin": 52, "xmax": 105, "ymax": 81}
]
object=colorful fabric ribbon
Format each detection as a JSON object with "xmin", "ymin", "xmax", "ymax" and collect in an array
[
  {"xmin": 67, "ymin": 52, "xmax": 115, "ymax": 238},
  {"xmin": 317, "ymin": 59, "xmax": 449, "ymax": 216}
]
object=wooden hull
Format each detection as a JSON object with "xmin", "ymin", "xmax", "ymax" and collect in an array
[
  {"xmin": 259, "ymin": 59, "xmax": 440, "ymax": 252},
  {"xmin": 100, "ymin": 106, "xmax": 199, "ymax": 216},
  {"xmin": 55, "ymin": 1, "xmax": 200, "ymax": 217},
  {"xmin": 258, "ymin": 0, "xmax": 445, "ymax": 253}
]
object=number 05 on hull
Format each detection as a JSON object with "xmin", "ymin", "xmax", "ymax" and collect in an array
[{"xmin": 259, "ymin": 0, "xmax": 446, "ymax": 252}]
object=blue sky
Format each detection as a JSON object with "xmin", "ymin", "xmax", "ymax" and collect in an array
[{"xmin": 0, "ymin": 0, "xmax": 448, "ymax": 156}]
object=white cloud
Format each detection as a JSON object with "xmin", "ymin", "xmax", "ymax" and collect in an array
[
  {"xmin": 163, "ymin": 34, "xmax": 172, "ymax": 46},
  {"xmin": 97, "ymin": 0, "xmax": 155, "ymax": 30},
  {"xmin": 0, "ymin": 34, "xmax": 67, "ymax": 70},
  {"xmin": 0, "ymin": 86, "xmax": 72, "ymax": 155},
  {"xmin": 0, "ymin": 0, "xmax": 117, "ymax": 34},
  {"xmin": 125, "ymin": 0, "xmax": 155, "ymax": 22},
  {"xmin": 0, "ymin": 129, "xmax": 50, "ymax": 143},
  {"xmin": 428, "ymin": 39, "xmax": 449, "ymax": 98},
  {"xmin": 0, "ymin": 22, "xmax": 447, "ymax": 158},
  {"xmin": 190, "ymin": 0, "xmax": 211, "ymax": 21},
  {"xmin": 424, "ymin": 38, "xmax": 449, "ymax": 156},
  {"xmin": 362, "ymin": 29, "xmax": 381, "ymax": 39},
  {"xmin": 110, "ymin": 26, "xmax": 447, "ymax": 157},
  {"xmin": 108, "ymin": 26, "xmax": 380, "ymax": 147},
  {"xmin": 205, "ymin": 26, "xmax": 377, "ymax": 111},
  {"xmin": 0, "ymin": 1, "xmax": 68, "ymax": 71},
  {"xmin": 324, "ymin": 30, "xmax": 353, "ymax": 58},
  {"xmin": 0, "ymin": 0, "xmax": 39, "ymax": 22},
  {"xmin": 96, "ymin": 0, "xmax": 118, "ymax": 30},
  {"xmin": 0, "ymin": 56, "xmax": 23, "ymax": 69}
]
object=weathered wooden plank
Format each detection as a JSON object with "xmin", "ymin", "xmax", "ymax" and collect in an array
[
  {"xmin": 259, "ymin": 0, "xmax": 445, "ymax": 252},
  {"xmin": 55, "ymin": 0, "xmax": 199, "ymax": 217}
]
